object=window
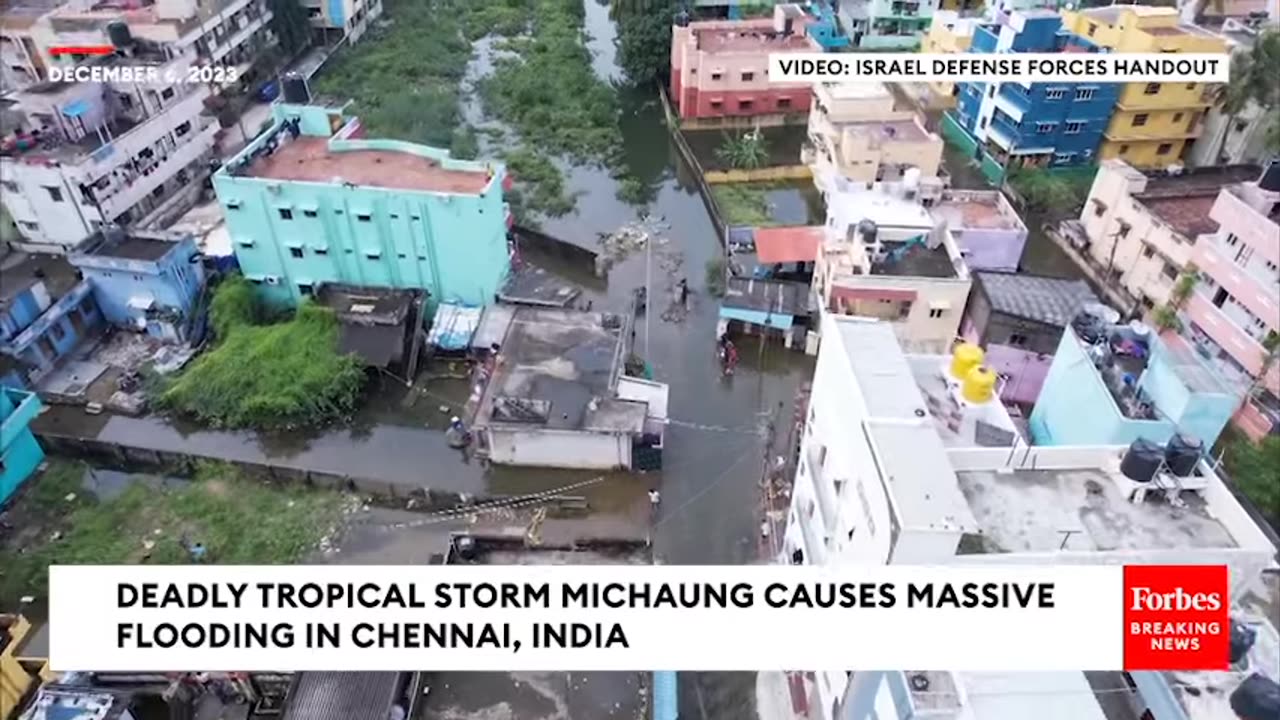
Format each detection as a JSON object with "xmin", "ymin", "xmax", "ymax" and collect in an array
[
  {"xmin": 298, "ymin": 283, "xmax": 313, "ymax": 296},
  {"xmin": 987, "ymin": 85, "xmax": 995, "ymax": 98},
  {"xmin": 1142, "ymin": 245, "xmax": 1155, "ymax": 259},
  {"xmin": 1143, "ymin": 83, "xmax": 1161, "ymax": 95},
  {"xmin": 1009, "ymin": 333, "xmax": 1028, "ymax": 346},
  {"xmin": 314, "ymin": 247, "xmax": 328, "ymax": 255},
  {"xmin": 1172, "ymin": 112, "xmax": 1183, "ymax": 123},
  {"xmin": 1156, "ymin": 143, "xmax": 1173, "ymax": 155},
  {"xmin": 365, "ymin": 250, "xmax": 381, "ymax": 259},
  {"xmin": 777, "ymin": 97, "xmax": 791, "ymax": 109},
  {"xmin": 928, "ymin": 308, "xmax": 945, "ymax": 319},
  {"xmin": 1119, "ymin": 144, "xmax": 1130, "ymax": 154},
  {"xmin": 1074, "ymin": 88, "xmax": 1096, "ymax": 101},
  {"xmin": 1, "ymin": 180, "xmax": 17, "ymax": 193},
  {"xmin": 278, "ymin": 208, "xmax": 293, "ymax": 220},
  {"xmin": 711, "ymin": 71, "xmax": 722, "ymax": 81},
  {"xmin": 979, "ymin": 117, "xmax": 987, "ymax": 129},
  {"xmin": 1132, "ymin": 114, "xmax": 1149, "ymax": 127},
  {"xmin": 1140, "ymin": 295, "xmax": 1155, "ymax": 310},
  {"xmin": 237, "ymin": 238, "xmax": 255, "ymax": 248},
  {"xmin": 161, "ymin": 87, "xmax": 175, "ymax": 100},
  {"xmin": 1117, "ymin": 221, "xmax": 1131, "ymax": 238},
  {"xmin": 289, "ymin": 247, "xmax": 304, "ymax": 258},
  {"xmin": 43, "ymin": 186, "xmax": 63, "ymax": 202},
  {"xmin": 1186, "ymin": 82, "xmax": 1195, "ymax": 90},
  {"xmin": 19, "ymin": 221, "xmax": 38, "ymax": 231},
  {"xmin": 1162, "ymin": 263, "xmax": 1179, "ymax": 281},
  {"xmin": 709, "ymin": 99, "xmax": 723, "ymax": 110},
  {"xmin": 1092, "ymin": 199, "xmax": 1107, "ymax": 217},
  {"xmin": 303, "ymin": 209, "xmax": 318, "ymax": 218},
  {"xmin": 738, "ymin": 99, "xmax": 753, "ymax": 110},
  {"xmin": 1036, "ymin": 122, "xmax": 1055, "ymax": 134},
  {"xmin": 49, "ymin": 321, "xmax": 67, "ymax": 343},
  {"xmin": 1045, "ymin": 88, "xmax": 1066, "ymax": 100},
  {"xmin": 175, "ymin": 121, "xmax": 191, "ymax": 137},
  {"xmin": 226, "ymin": 201, "xmax": 241, "ymax": 210},
  {"xmin": 1087, "ymin": 23, "xmax": 1097, "ymax": 36},
  {"xmin": 356, "ymin": 213, "xmax": 372, "ymax": 222},
  {"xmin": 741, "ymin": 71, "xmax": 754, "ymax": 81},
  {"xmin": 1064, "ymin": 121, "xmax": 1084, "ymax": 134}
]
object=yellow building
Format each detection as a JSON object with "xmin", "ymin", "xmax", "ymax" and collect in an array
[
  {"xmin": 1, "ymin": 613, "xmax": 54, "ymax": 718},
  {"xmin": 923, "ymin": 12, "xmax": 979, "ymax": 108},
  {"xmin": 1060, "ymin": 5, "xmax": 1227, "ymax": 169}
]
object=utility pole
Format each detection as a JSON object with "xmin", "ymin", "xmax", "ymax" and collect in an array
[{"xmin": 644, "ymin": 234, "xmax": 652, "ymax": 360}]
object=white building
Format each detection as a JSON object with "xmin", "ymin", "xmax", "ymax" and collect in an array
[
  {"xmin": 815, "ymin": 176, "xmax": 970, "ymax": 354},
  {"xmin": 770, "ymin": 313, "xmax": 1278, "ymax": 720},
  {"xmin": 301, "ymin": 0, "xmax": 383, "ymax": 44},
  {"xmin": 0, "ymin": 57, "xmax": 219, "ymax": 252}
]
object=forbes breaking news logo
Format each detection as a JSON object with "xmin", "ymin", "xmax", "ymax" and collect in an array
[{"xmin": 1123, "ymin": 565, "xmax": 1229, "ymax": 671}]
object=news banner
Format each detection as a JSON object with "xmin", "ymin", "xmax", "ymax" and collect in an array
[
  {"xmin": 50, "ymin": 564, "xmax": 1232, "ymax": 672},
  {"xmin": 767, "ymin": 53, "xmax": 1230, "ymax": 84}
]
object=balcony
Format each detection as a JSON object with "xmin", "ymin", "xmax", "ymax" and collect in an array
[
  {"xmin": 68, "ymin": 87, "xmax": 212, "ymax": 177},
  {"xmin": 1192, "ymin": 236, "xmax": 1280, "ymax": 334},
  {"xmin": 96, "ymin": 123, "xmax": 218, "ymax": 219},
  {"xmin": 1183, "ymin": 290, "xmax": 1274, "ymax": 382},
  {"xmin": 992, "ymin": 87, "xmax": 1030, "ymax": 124}
]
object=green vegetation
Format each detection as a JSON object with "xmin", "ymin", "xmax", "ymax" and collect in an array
[
  {"xmin": 1207, "ymin": 29, "xmax": 1280, "ymax": 159},
  {"xmin": 1007, "ymin": 165, "xmax": 1098, "ymax": 216},
  {"xmin": 1221, "ymin": 433, "xmax": 1280, "ymax": 527},
  {"xmin": 156, "ymin": 277, "xmax": 365, "ymax": 429},
  {"xmin": 711, "ymin": 183, "xmax": 786, "ymax": 227},
  {"xmin": 0, "ymin": 460, "xmax": 346, "ymax": 605},
  {"xmin": 715, "ymin": 131, "xmax": 770, "ymax": 170},
  {"xmin": 613, "ymin": 0, "xmax": 678, "ymax": 86},
  {"xmin": 267, "ymin": 0, "xmax": 311, "ymax": 57},
  {"xmin": 705, "ymin": 257, "xmax": 727, "ymax": 298},
  {"xmin": 312, "ymin": 0, "xmax": 642, "ymax": 219},
  {"xmin": 1152, "ymin": 264, "xmax": 1199, "ymax": 332}
]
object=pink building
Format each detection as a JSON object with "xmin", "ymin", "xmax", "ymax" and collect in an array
[
  {"xmin": 1183, "ymin": 162, "xmax": 1280, "ymax": 440},
  {"xmin": 670, "ymin": 6, "xmax": 818, "ymax": 122}
]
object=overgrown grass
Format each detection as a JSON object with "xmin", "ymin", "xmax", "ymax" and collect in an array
[
  {"xmin": 156, "ymin": 277, "xmax": 364, "ymax": 429},
  {"xmin": 0, "ymin": 460, "xmax": 346, "ymax": 606},
  {"xmin": 1220, "ymin": 429, "xmax": 1280, "ymax": 528},
  {"xmin": 711, "ymin": 184, "xmax": 779, "ymax": 227},
  {"xmin": 1008, "ymin": 165, "xmax": 1098, "ymax": 216}
]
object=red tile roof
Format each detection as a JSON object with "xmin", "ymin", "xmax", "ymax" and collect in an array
[{"xmin": 754, "ymin": 226, "xmax": 823, "ymax": 264}]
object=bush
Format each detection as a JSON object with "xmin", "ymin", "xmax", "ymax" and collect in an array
[
  {"xmin": 1008, "ymin": 165, "xmax": 1097, "ymax": 216},
  {"xmin": 705, "ymin": 257, "xmax": 727, "ymax": 298},
  {"xmin": 1225, "ymin": 434, "xmax": 1280, "ymax": 526},
  {"xmin": 158, "ymin": 278, "xmax": 365, "ymax": 429}
]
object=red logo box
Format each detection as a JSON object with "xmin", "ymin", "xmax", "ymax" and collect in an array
[{"xmin": 1123, "ymin": 565, "xmax": 1229, "ymax": 671}]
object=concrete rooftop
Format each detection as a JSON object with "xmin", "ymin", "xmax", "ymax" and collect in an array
[
  {"xmin": 932, "ymin": 192, "xmax": 1025, "ymax": 232},
  {"xmin": 474, "ymin": 307, "xmax": 637, "ymax": 432},
  {"xmin": 907, "ymin": 355, "xmax": 1020, "ymax": 448},
  {"xmin": 954, "ymin": 466, "xmax": 1238, "ymax": 554},
  {"xmin": 246, "ymin": 137, "xmax": 492, "ymax": 194}
]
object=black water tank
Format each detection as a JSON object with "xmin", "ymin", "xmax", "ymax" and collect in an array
[
  {"xmin": 1259, "ymin": 159, "xmax": 1280, "ymax": 193},
  {"xmin": 1230, "ymin": 673, "xmax": 1280, "ymax": 720},
  {"xmin": 857, "ymin": 219, "xmax": 877, "ymax": 244},
  {"xmin": 1120, "ymin": 438, "xmax": 1163, "ymax": 483},
  {"xmin": 281, "ymin": 73, "xmax": 310, "ymax": 104},
  {"xmin": 107, "ymin": 21, "xmax": 132, "ymax": 48},
  {"xmin": 1165, "ymin": 433, "xmax": 1203, "ymax": 477},
  {"xmin": 1229, "ymin": 619, "xmax": 1257, "ymax": 664}
]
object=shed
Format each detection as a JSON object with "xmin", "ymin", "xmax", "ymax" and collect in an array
[
  {"xmin": 753, "ymin": 226, "xmax": 822, "ymax": 265},
  {"xmin": 719, "ymin": 278, "xmax": 809, "ymax": 331}
]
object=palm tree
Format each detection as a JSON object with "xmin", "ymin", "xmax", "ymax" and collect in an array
[{"xmin": 1208, "ymin": 30, "xmax": 1280, "ymax": 162}]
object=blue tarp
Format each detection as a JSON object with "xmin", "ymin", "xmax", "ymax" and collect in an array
[
  {"xmin": 719, "ymin": 306, "xmax": 794, "ymax": 330},
  {"xmin": 653, "ymin": 671, "xmax": 678, "ymax": 720},
  {"xmin": 428, "ymin": 303, "xmax": 482, "ymax": 351},
  {"xmin": 61, "ymin": 99, "xmax": 91, "ymax": 117}
]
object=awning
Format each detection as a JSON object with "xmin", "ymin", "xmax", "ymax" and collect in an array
[
  {"xmin": 754, "ymin": 226, "xmax": 822, "ymax": 264},
  {"xmin": 61, "ymin": 99, "xmax": 91, "ymax": 118}
]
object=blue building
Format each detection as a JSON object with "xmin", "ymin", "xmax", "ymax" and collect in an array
[
  {"xmin": 1029, "ymin": 324, "xmax": 1243, "ymax": 448},
  {"xmin": 69, "ymin": 228, "xmax": 206, "ymax": 343},
  {"xmin": 942, "ymin": 9, "xmax": 1119, "ymax": 182},
  {"xmin": 1, "ymin": 385, "xmax": 44, "ymax": 504},
  {"xmin": 0, "ymin": 254, "xmax": 103, "ymax": 388},
  {"xmin": 213, "ymin": 101, "xmax": 512, "ymax": 310}
]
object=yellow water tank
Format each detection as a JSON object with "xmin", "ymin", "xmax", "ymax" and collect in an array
[
  {"xmin": 950, "ymin": 342, "xmax": 984, "ymax": 381},
  {"xmin": 963, "ymin": 366, "xmax": 998, "ymax": 404}
]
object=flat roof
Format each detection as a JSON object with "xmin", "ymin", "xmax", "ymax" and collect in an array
[
  {"xmin": 958, "ymin": 672, "xmax": 1109, "ymax": 720},
  {"xmin": 0, "ymin": 252, "xmax": 81, "ymax": 307},
  {"xmin": 976, "ymin": 271, "xmax": 1098, "ymax": 327},
  {"xmin": 94, "ymin": 236, "xmax": 174, "ymax": 262},
  {"xmin": 839, "ymin": 118, "xmax": 930, "ymax": 143},
  {"xmin": 834, "ymin": 318, "xmax": 979, "ymax": 532},
  {"xmin": 1169, "ymin": 614, "xmax": 1279, "ymax": 720},
  {"xmin": 826, "ymin": 180, "xmax": 935, "ymax": 231},
  {"xmin": 245, "ymin": 137, "xmax": 492, "ymax": 194},
  {"xmin": 954, "ymin": 466, "xmax": 1239, "ymax": 553},
  {"xmin": 932, "ymin": 192, "xmax": 1025, "ymax": 232},
  {"xmin": 474, "ymin": 307, "xmax": 631, "ymax": 432},
  {"xmin": 692, "ymin": 21, "xmax": 816, "ymax": 52},
  {"xmin": 871, "ymin": 243, "xmax": 958, "ymax": 279},
  {"xmin": 282, "ymin": 672, "xmax": 403, "ymax": 720},
  {"xmin": 906, "ymin": 355, "xmax": 1019, "ymax": 448},
  {"xmin": 1139, "ymin": 192, "xmax": 1221, "ymax": 239},
  {"xmin": 754, "ymin": 225, "xmax": 822, "ymax": 264},
  {"xmin": 722, "ymin": 277, "xmax": 809, "ymax": 316},
  {"xmin": 821, "ymin": 82, "xmax": 892, "ymax": 100}
]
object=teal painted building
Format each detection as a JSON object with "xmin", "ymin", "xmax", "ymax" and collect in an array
[
  {"xmin": 1, "ymin": 386, "xmax": 44, "ymax": 504},
  {"xmin": 213, "ymin": 102, "xmax": 512, "ymax": 309},
  {"xmin": 1029, "ymin": 325, "xmax": 1242, "ymax": 448}
]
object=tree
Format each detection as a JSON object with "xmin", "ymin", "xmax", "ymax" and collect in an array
[
  {"xmin": 268, "ymin": 0, "xmax": 312, "ymax": 58},
  {"xmin": 1226, "ymin": 435, "xmax": 1280, "ymax": 524},
  {"xmin": 1207, "ymin": 29, "xmax": 1280, "ymax": 162},
  {"xmin": 715, "ymin": 130, "xmax": 769, "ymax": 170},
  {"xmin": 615, "ymin": 0, "xmax": 678, "ymax": 86},
  {"xmin": 1152, "ymin": 264, "xmax": 1199, "ymax": 332}
]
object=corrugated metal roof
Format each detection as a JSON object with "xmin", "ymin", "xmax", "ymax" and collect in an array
[
  {"xmin": 282, "ymin": 672, "xmax": 402, "ymax": 720},
  {"xmin": 428, "ymin": 302, "xmax": 482, "ymax": 351},
  {"xmin": 754, "ymin": 226, "xmax": 823, "ymax": 264}
]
